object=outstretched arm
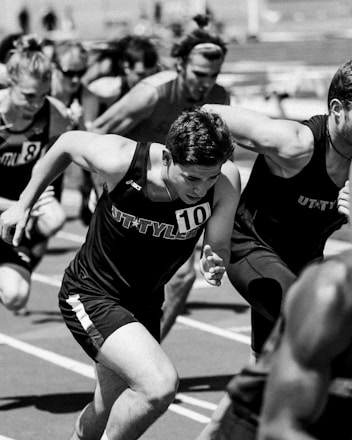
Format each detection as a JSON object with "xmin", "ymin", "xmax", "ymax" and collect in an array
[
  {"xmin": 89, "ymin": 82, "xmax": 158, "ymax": 134},
  {"xmin": 258, "ymin": 257, "xmax": 352, "ymax": 440},
  {"xmin": 0, "ymin": 131, "xmax": 135, "ymax": 246},
  {"xmin": 202, "ymin": 104, "xmax": 314, "ymax": 172}
]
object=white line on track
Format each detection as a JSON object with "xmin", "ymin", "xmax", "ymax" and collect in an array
[
  {"xmin": 0, "ymin": 332, "xmax": 215, "ymax": 424},
  {"xmin": 57, "ymin": 230, "xmax": 85, "ymax": 244},
  {"xmin": 0, "ymin": 435, "xmax": 16, "ymax": 440},
  {"xmin": 176, "ymin": 316, "xmax": 251, "ymax": 345}
]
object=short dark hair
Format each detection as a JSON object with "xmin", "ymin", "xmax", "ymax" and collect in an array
[
  {"xmin": 171, "ymin": 26, "xmax": 227, "ymax": 62},
  {"xmin": 327, "ymin": 60, "xmax": 352, "ymax": 110},
  {"xmin": 119, "ymin": 35, "xmax": 159, "ymax": 69},
  {"xmin": 166, "ymin": 108, "xmax": 234, "ymax": 166}
]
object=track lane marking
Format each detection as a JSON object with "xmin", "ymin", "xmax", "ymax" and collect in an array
[{"xmin": 0, "ymin": 332, "xmax": 216, "ymax": 424}]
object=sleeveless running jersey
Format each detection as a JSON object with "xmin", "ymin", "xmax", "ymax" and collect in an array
[
  {"xmin": 126, "ymin": 70, "xmax": 230, "ymax": 144},
  {"xmin": 0, "ymin": 99, "xmax": 51, "ymax": 201},
  {"xmin": 230, "ymin": 114, "xmax": 346, "ymax": 272},
  {"xmin": 64, "ymin": 142, "xmax": 214, "ymax": 308}
]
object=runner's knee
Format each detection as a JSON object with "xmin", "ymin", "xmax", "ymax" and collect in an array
[
  {"xmin": 139, "ymin": 364, "xmax": 179, "ymax": 413},
  {"xmin": 0, "ymin": 282, "xmax": 29, "ymax": 310}
]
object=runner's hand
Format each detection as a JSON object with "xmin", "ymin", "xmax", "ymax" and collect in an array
[
  {"xmin": 338, "ymin": 180, "xmax": 349, "ymax": 218},
  {"xmin": 0, "ymin": 203, "xmax": 30, "ymax": 246},
  {"xmin": 200, "ymin": 244, "xmax": 226, "ymax": 287}
]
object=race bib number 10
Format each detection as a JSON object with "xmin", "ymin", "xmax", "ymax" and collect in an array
[{"xmin": 176, "ymin": 202, "xmax": 211, "ymax": 233}]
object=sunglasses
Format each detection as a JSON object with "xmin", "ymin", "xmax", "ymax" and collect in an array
[{"xmin": 59, "ymin": 67, "xmax": 87, "ymax": 78}]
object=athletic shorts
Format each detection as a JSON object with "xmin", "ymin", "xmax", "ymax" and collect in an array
[
  {"xmin": 58, "ymin": 273, "xmax": 163, "ymax": 361},
  {"xmin": 227, "ymin": 247, "xmax": 297, "ymax": 355}
]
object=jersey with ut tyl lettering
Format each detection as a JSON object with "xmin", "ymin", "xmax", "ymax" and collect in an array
[
  {"xmin": 231, "ymin": 114, "xmax": 346, "ymax": 273},
  {"xmin": 0, "ymin": 93, "xmax": 71, "ymax": 201},
  {"xmin": 64, "ymin": 142, "xmax": 214, "ymax": 308}
]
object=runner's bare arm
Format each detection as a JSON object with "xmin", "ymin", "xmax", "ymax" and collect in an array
[
  {"xmin": 89, "ymin": 82, "xmax": 158, "ymax": 134},
  {"xmin": 258, "ymin": 258, "xmax": 352, "ymax": 439},
  {"xmin": 200, "ymin": 160, "xmax": 241, "ymax": 286},
  {"xmin": 0, "ymin": 131, "xmax": 136, "ymax": 245},
  {"xmin": 202, "ymin": 104, "xmax": 314, "ymax": 170}
]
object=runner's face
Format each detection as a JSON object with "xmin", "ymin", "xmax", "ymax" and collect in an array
[
  {"xmin": 10, "ymin": 73, "xmax": 50, "ymax": 120},
  {"xmin": 168, "ymin": 162, "xmax": 222, "ymax": 205},
  {"xmin": 181, "ymin": 52, "xmax": 223, "ymax": 103},
  {"xmin": 124, "ymin": 61, "xmax": 158, "ymax": 89},
  {"xmin": 57, "ymin": 51, "xmax": 87, "ymax": 94}
]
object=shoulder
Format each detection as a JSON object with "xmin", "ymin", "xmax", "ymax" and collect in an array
[
  {"xmin": 141, "ymin": 70, "xmax": 177, "ymax": 89},
  {"xmin": 87, "ymin": 76, "xmax": 123, "ymax": 99},
  {"xmin": 283, "ymin": 251, "xmax": 352, "ymax": 361},
  {"xmin": 214, "ymin": 161, "xmax": 241, "ymax": 203},
  {"xmin": 47, "ymin": 96, "xmax": 72, "ymax": 135}
]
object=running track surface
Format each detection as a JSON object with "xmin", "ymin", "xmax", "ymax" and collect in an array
[{"xmin": 0, "ymin": 154, "xmax": 351, "ymax": 440}]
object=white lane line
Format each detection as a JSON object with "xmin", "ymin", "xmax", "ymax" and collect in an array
[
  {"xmin": 0, "ymin": 333, "xmax": 95, "ymax": 379},
  {"xmin": 176, "ymin": 394, "xmax": 217, "ymax": 411},
  {"xmin": 56, "ymin": 230, "xmax": 85, "ymax": 244},
  {"xmin": 168, "ymin": 404, "xmax": 210, "ymax": 423},
  {"xmin": 176, "ymin": 316, "xmax": 251, "ymax": 345},
  {"xmin": 0, "ymin": 436, "xmax": 16, "ymax": 440},
  {"xmin": 32, "ymin": 273, "xmax": 62, "ymax": 288},
  {"xmin": 0, "ymin": 332, "xmax": 214, "ymax": 424}
]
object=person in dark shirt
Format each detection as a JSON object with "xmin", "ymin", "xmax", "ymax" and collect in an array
[
  {"xmin": 0, "ymin": 35, "xmax": 71, "ymax": 315},
  {"xmin": 204, "ymin": 59, "xmax": 352, "ymax": 359},
  {"xmin": 0, "ymin": 108, "xmax": 241, "ymax": 440},
  {"xmin": 196, "ymin": 60, "xmax": 352, "ymax": 440},
  {"xmin": 89, "ymin": 16, "xmax": 231, "ymax": 342}
]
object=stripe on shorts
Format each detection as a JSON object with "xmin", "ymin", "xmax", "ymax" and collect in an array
[{"xmin": 66, "ymin": 293, "xmax": 105, "ymax": 350}]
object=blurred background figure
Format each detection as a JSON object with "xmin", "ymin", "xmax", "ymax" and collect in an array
[
  {"xmin": 50, "ymin": 38, "xmax": 101, "ymax": 225},
  {"xmin": 87, "ymin": 34, "xmax": 160, "ymax": 116},
  {"xmin": 79, "ymin": 33, "xmax": 161, "ymax": 225},
  {"xmin": 0, "ymin": 35, "xmax": 71, "ymax": 316},
  {"xmin": 0, "ymin": 32, "xmax": 24, "ymax": 88}
]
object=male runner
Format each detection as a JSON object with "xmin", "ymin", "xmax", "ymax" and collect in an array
[
  {"xmin": 0, "ymin": 108, "xmax": 241, "ymax": 440},
  {"xmin": 197, "ymin": 217, "xmax": 352, "ymax": 439},
  {"xmin": 203, "ymin": 59, "xmax": 352, "ymax": 358},
  {"xmin": 90, "ymin": 16, "xmax": 230, "ymax": 340}
]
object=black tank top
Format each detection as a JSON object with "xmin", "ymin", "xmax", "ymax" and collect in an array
[
  {"xmin": 0, "ymin": 99, "xmax": 50, "ymax": 200},
  {"xmin": 65, "ymin": 142, "xmax": 214, "ymax": 308},
  {"xmin": 231, "ymin": 114, "xmax": 346, "ymax": 273}
]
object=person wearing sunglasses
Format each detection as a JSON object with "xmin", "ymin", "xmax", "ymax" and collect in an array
[
  {"xmin": 51, "ymin": 39, "xmax": 92, "ymax": 129},
  {"xmin": 51, "ymin": 39, "xmax": 99, "ymax": 224},
  {"xmin": 0, "ymin": 35, "xmax": 71, "ymax": 315}
]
